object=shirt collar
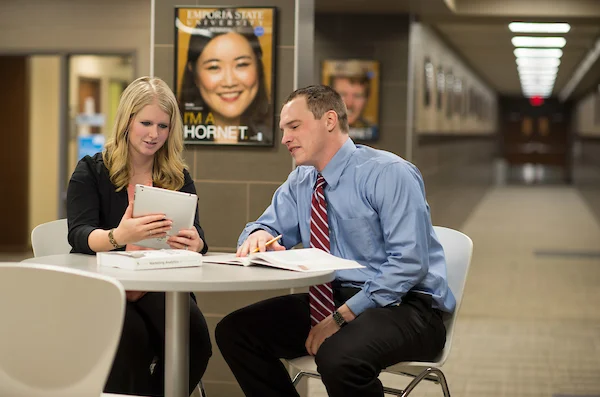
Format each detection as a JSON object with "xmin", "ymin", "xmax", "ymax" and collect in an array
[{"xmin": 319, "ymin": 138, "xmax": 356, "ymax": 189}]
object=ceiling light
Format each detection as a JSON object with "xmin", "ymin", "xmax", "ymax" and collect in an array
[
  {"xmin": 512, "ymin": 36, "xmax": 566, "ymax": 48},
  {"xmin": 516, "ymin": 57, "xmax": 561, "ymax": 67},
  {"xmin": 520, "ymin": 73, "xmax": 556, "ymax": 78},
  {"xmin": 523, "ymin": 92, "xmax": 552, "ymax": 98},
  {"xmin": 520, "ymin": 73, "xmax": 557, "ymax": 79},
  {"xmin": 509, "ymin": 22, "xmax": 570, "ymax": 33},
  {"xmin": 523, "ymin": 86, "xmax": 553, "ymax": 90},
  {"xmin": 519, "ymin": 74, "xmax": 556, "ymax": 81},
  {"xmin": 520, "ymin": 78, "xmax": 556, "ymax": 82},
  {"xmin": 522, "ymin": 85, "xmax": 554, "ymax": 89},
  {"xmin": 522, "ymin": 85, "xmax": 554, "ymax": 91},
  {"xmin": 521, "ymin": 80, "xmax": 556, "ymax": 87},
  {"xmin": 522, "ymin": 81, "xmax": 554, "ymax": 87},
  {"xmin": 524, "ymin": 93, "xmax": 551, "ymax": 98},
  {"xmin": 518, "ymin": 67, "xmax": 558, "ymax": 75},
  {"xmin": 514, "ymin": 48, "xmax": 563, "ymax": 58}
]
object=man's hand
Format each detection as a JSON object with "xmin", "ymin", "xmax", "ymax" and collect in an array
[
  {"xmin": 305, "ymin": 304, "xmax": 357, "ymax": 355},
  {"xmin": 305, "ymin": 315, "xmax": 340, "ymax": 356},
  {"xmin": 236, "ymin": 230, "xmax": 285, "ymax": 257}
]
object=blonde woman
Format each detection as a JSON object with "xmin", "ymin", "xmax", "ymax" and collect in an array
[{"xmin": 67, "ymin": 76, "xmax": 211, "ymax": 396}]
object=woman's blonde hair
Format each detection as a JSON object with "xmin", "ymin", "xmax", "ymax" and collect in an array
[{"xmin": 103, "ymin": 76, "xmax": 187, "ymax": 191}]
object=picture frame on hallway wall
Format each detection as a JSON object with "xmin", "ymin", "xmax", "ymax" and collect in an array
[
  {"xmin": 322, "ymin": 59, "xmax": 380, "ymax": 142},
  {"xmin": 174, "ymin": 6, "xmax": 277, "ymax": 147}
]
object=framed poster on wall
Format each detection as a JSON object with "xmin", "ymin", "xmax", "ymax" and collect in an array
[
  {"xmin": 322, "ymin": 59, "xmax": 380, "ymax": 141},
  {"xmin": 175, "ymin": 7, "xmax": 276, "ymax": 146}
]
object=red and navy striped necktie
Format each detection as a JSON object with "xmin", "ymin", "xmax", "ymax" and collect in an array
[{"xmin": 309, "ymin": 174, "xmax": 335, "ymax": 327}]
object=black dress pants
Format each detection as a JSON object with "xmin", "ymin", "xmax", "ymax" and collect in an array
[
  {"xmin": 215, "ymin": 288, "xmax": 446, "ymax": 397},
  {"xmin": 103, "ymin": 292, "xmax": 212, "ymax": 396}
]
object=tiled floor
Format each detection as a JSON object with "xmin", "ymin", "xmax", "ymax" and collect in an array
[{"xmin": 307, "ymin": 186, "xmax": 600, "ymax": 397}]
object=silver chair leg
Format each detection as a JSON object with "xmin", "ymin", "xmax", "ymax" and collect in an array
[
  {"xmin": 291, "ymin": 367, "xmax": 450, "ymax": 397},
  {"xmin": 396, "ymin": 367, "xmax": 450, "ymax": 397},
  {"xmin": 291, "ymin": 371, "xmax": 323, "ymax": 387},
  {"xmin": 198, "ymin": 380, "xmax": 207, "ymax": 397}
]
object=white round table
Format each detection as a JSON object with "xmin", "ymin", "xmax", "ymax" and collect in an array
[{"xmin": 23, "ymin": 253, "xmax": 334, "ymax": 397}]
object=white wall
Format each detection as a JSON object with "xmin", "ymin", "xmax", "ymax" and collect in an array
[
  {"xmin": 574, "ymin": 89, "xmax": 600, "ymax": 137},
  {"xmin": 413, "ymin": 23, "xmax": 498, "ymax": 134},
  {"xmin": 28, "ymin": 56, "xmax": 60, "ymax": 236},
  {"xmin": 0, "ymin": 0, "xmax": 150, "ymax": 76}
]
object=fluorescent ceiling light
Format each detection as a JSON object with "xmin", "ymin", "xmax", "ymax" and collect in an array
[
  {"xmin": 518, "ymin": 67, "xmax": 558, "ymax": 75},
  {"xmin": 520, "ymin": 76, "xmax": 557, "ymax": 83},
  {"xmin": 520, "ymin": 73, "xmax": 556, "ymax": 79},
  {"xmin": 522, "ymin": 82, "xmax": 554, "ymax": 87},
  {"xmin": 509, "ymin": 22, "xmax": 570, "ymax": 33},
  {"xmin": 522, "ymin": 86, "xmax": 554, "ymax": 91},
  {"xmin": 514, "ymin": 48, "xmax": 563, "ymax": 58},
  {"xmin": 523, "ymin": 93, "xmax": 551, "ymax": 98},
  {"xmin": 521, "ymin": 78, "xmax": 555, "ymax": 83},
  {"xmin": 516, "ymin": 57, "xmax": 561, "ymax": 67},
  {"xmin": 512, "ymin": 36, "xmax": 566, "ymax": 48},
  {"xmin": 521, "ymin": 81, "xmax": 556, "ymax": 87},
  {"xmin": 522, "ymin": 82, "xmax": 553, "ymax": 85},
  {"xmin": 521, "ymin": 85, "xmax": 553, "ymax": 92},
  {"xmin": 524, "ymin": 93, "xmax": 552, "ymax": 98},
  {"xmin": 522, "ymin": 87, "xmax": 552, "ymax": 94},
  {"xmin": 521, "ymin": 82, "xmax": 555, "ymax": 89}
]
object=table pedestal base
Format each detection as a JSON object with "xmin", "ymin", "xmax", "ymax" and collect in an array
[{"xmin": 165, "ymin": 292, "xmax": 190, "ymax": 397}]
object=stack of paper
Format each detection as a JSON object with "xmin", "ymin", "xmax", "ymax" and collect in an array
[{"xmin": 97, "ymin": 249, "xmax": 202, "ymax": 270}]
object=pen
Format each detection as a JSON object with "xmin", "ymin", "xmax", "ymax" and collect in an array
[{"xmin": 251, "ymin": 234, "xmax": 283, "ymax": 253}]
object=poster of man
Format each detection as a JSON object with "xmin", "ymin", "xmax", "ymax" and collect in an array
[
  {"xmin": 322, "ymin": 59, "xmax": 380, "ymax": 141},
  {"xmin": 175, "ymin": 7, "xmax": 276, "ymax": 146}
]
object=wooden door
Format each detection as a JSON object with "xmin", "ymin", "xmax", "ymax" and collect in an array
[
  {"xmin": 500, "ymin": 97, "xmax": 571, "ymax": 181},
  {"xmin": 0, "ymin": 56, "xmax": 30, "ymax": 251}
]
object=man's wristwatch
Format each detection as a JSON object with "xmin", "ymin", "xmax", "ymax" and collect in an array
[
  {"xmin": 332, "ymin": 310, "xmax": 347, "ymax": 328},
  {"xmin": 108, "ymin": 228, "xmax": 125, "ymax": 249}
]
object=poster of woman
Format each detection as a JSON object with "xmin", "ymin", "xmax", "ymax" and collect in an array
[
  {"xmin": 175, "ymin": 7, "xmax": 276, "ymax": 146},
  {"xmin": 322, "ymin": 59, "xmax": 380, "ymax": 141}
]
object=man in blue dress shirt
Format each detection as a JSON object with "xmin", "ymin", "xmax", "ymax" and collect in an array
[{"xmin": 215, "ymin": 85, "xmax": 455, "ymax": 397}]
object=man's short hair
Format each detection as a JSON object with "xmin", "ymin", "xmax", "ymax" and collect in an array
[{"xmin": 284, "ymin": 85, "xmax": 349, "ymax": 133}]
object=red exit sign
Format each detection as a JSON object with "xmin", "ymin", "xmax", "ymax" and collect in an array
[{"xmin": 529, "ymin": 96, "xmax": 544, "ymax": 106}]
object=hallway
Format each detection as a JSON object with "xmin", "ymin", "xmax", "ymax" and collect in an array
[{"xmin": 310, "ymin": 186, "xmax": 600, "ymax": 397}]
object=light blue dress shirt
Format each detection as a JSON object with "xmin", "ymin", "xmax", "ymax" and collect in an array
[{"xmin": 239, "ymin": 138, "xmax": 456, "ymax": 316}]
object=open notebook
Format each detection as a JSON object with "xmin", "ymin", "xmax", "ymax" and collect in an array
[{"xmin": 203, "ymin": 248, "xmax": 364, "ymax": 272}]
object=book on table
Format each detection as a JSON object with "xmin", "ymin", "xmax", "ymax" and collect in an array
[
  {"xmin": 202, "ymin": 248, "xmax": 364, "ymax": 272},
  {"xmin": 97, "ymin": 249, "xmax": 202, "ymax": 270}
]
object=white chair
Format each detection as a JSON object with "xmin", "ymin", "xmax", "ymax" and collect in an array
[
  {"xmin": 287, "ymin": 226, "xmax": 473, "ymax": 396},
  {"xmin": 0, "ymin": 262, "xmax": 125, "ymax": 397},
  {"xmin": 30, "ymin": 220, "xmax": 207, "ymax": 397},
  {"xmin": 31, "ymin": 219, "xmax": 72, "ymax": 257}
]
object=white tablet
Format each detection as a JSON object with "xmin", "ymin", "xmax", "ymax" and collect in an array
[{"xmin": 132, "ymin": 184, "xmax": 198, "ymax": 249}]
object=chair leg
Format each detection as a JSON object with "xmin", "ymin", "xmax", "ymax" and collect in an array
[
  {"xmin": 292, "ymin": 371, "xmax": 323, "ymax": 387},
  {"xmin": 291, "ymin": 367, "xmax": 450, "ymax": 397},
  {"xmin": 198, "ymin": 380, "xmax": 207, "ymax": 397},
  {"xmin": 395, "ymin": 367, "xmax": 450, "ymax": 397}
]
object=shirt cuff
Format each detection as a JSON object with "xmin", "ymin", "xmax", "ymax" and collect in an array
[{"xmin": 344, "ymin": 289, "xmax": 377, "ymax": 316}]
